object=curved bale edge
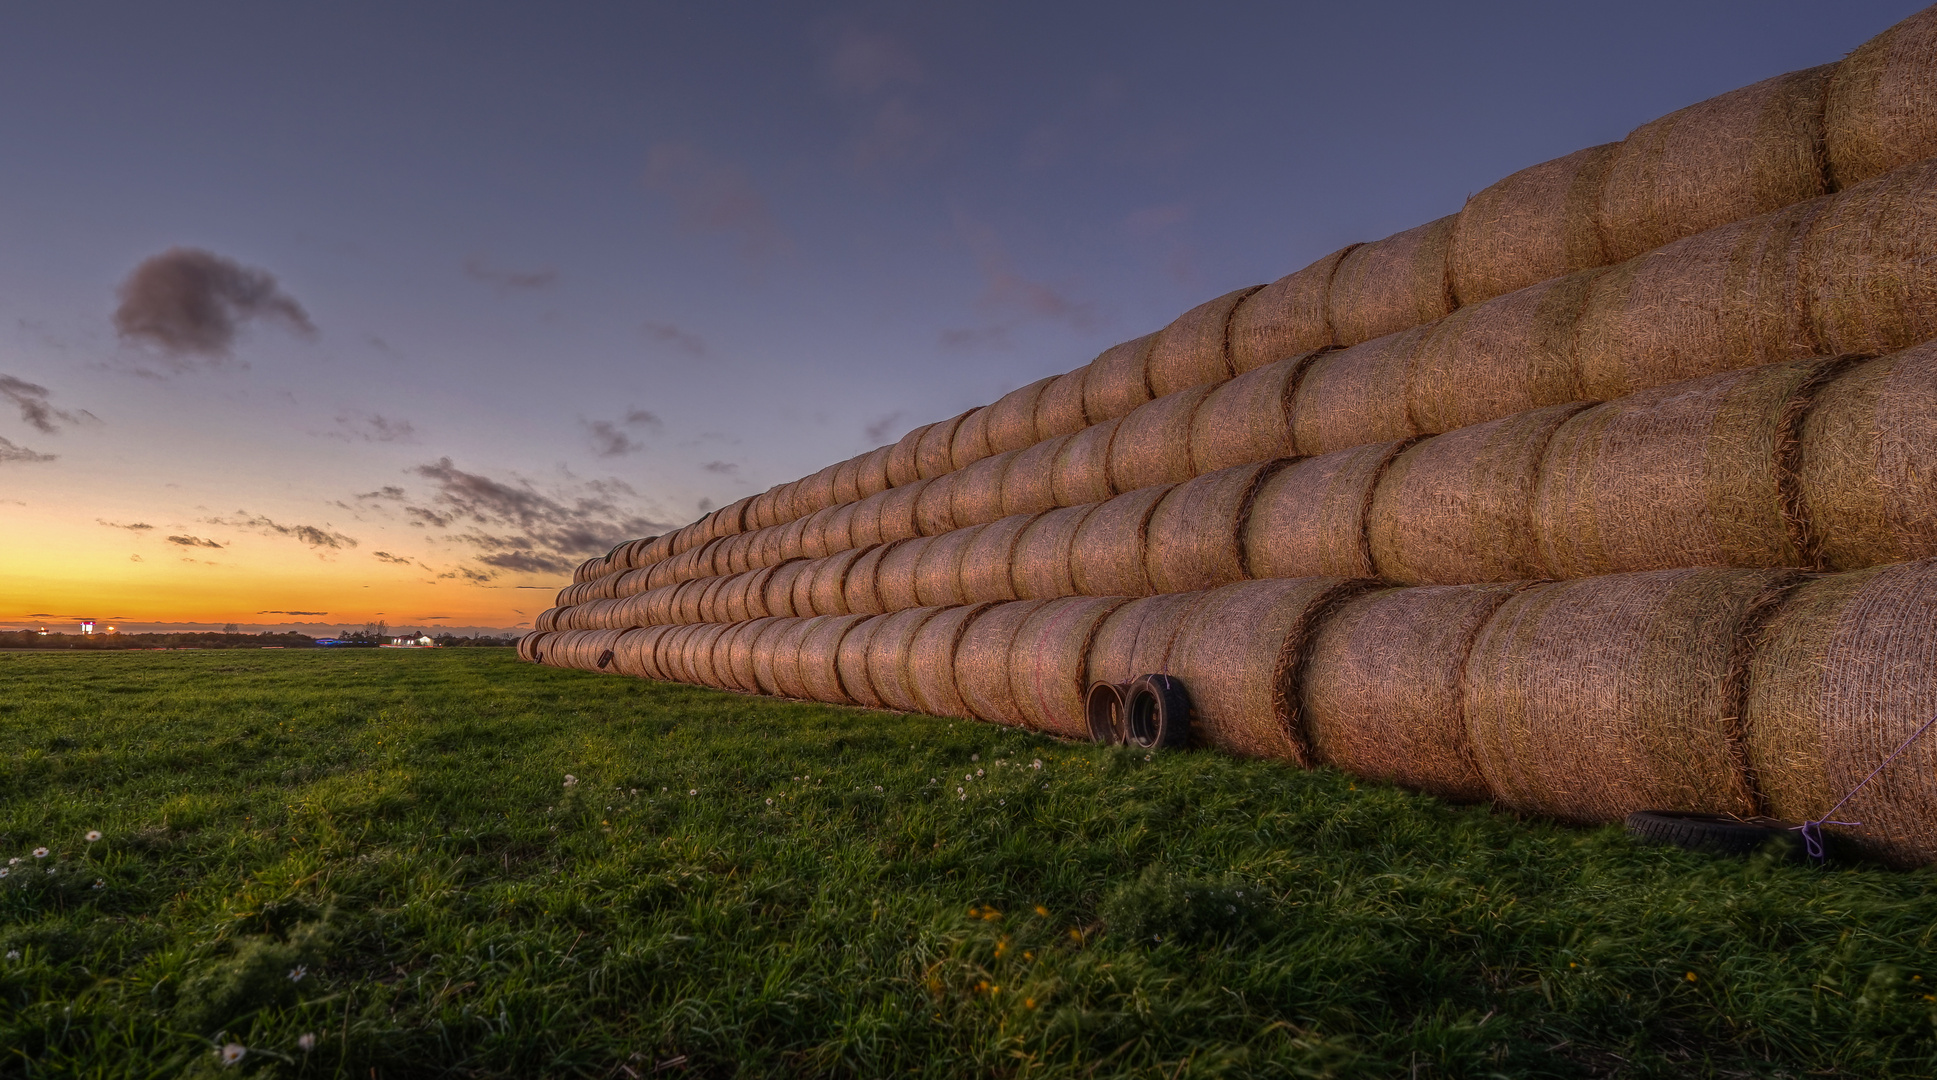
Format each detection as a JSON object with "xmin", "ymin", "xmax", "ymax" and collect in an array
[
  {"xmin": 1085, "ymin": 592, "xmax": 1208, "ymax": 692},
  {"xmin": 1802, "ymin": 155, "xmax": 1937, "ymax": 357},
  {"xmin": 1083, "ymin": 335, "xmax": 1159, "ymax": 426},
  {"xmin": 1408, "ymin": 269, "xmax": 1602, "ymax": 437},
  {"xmin": 875, "ymin": 536, "xmax": 933, "ymax": 614},
  {"xmin": 1071, "ymin": 484, "xmax": 1173, "ymax": 599},
  {"xmin": 1034, "ymin": 367, "xmax": 1093, "ymax": 440},
  {"xmin": 959, "ymin": 513, "xmax": 1037, "ymax": 604},
  {"xmin": 1188, "ymin": 351, "xmax": 1316, "ymax": 476},
  {"xmin": 835, "ymin": 615, "xmax": 890, "ymax": 709},
  {"xmin": 866, "ymin": 606, "xmax": 948, "ymax": 713},
  {"xmin": 1328, "ymin": 215, "xmax": 1457, "ymax": 347},
  {"xmin": 949, "ymin": 406, "xmax": 995, "ymax": 472},
  {"xmin": 1000, "ymin": 433, "xmax": 1069, "ymax": 518},
  {"xmin": 1052, "ymin": 417, "xmax": 1123, "ymax": 508},
  {"xmin": 1287, "ymin": 326, "xmax": 1431, "ymax": 456},
  {"xmin": 1145, "ymin": 460, "xmax": 1289, "ymax": 595},
  {"xmin": 1796, "ymin": 342, "xmax": 1937, "ymax": 570},
  {"xmin": 956, "ymin": 599, "xmax": 1054, "ymax": 727},
  {"xmin": 1010, "ymin": 596, "xmax": 1132, "ymax": 738},
  {"xmin": 908, "ymin": 602, "xmax": 998, "ymax": 719},
  {"xmin": 914, "ymin": 525, "xmax": 985, "ymax": 608},
  {"xmin": 798, "ymin": 613, "xmax": 873, "ymax": 704},
  {"xmin": 1146, "ymin": 285, "xmax": 1262, "ymax": 398},
  {"xmin": 1108, "ymin": 384, "xmax": 1215, "ymax": 493},
  {"xmin": 1229, "ymin": 245, "xmax": 1356, "ymax": 373},
  {"xmin": 1825, "ymin": 4, "xmax": 1937, "ymax": 188},
  {"xmin": 1450, "ymin": 143, "xmax": 1618, "ymax": 307},
  {"xmin": 1013, "ymin": 504, "xmax": 1100, "ymax": 601},
  {"xmin": 986, "ymin": 376, "xmax": 1055, "ymax": 454},
  {"xmin": 1244, "ymin": 441, "xmax": 1407, "ymax": 582}
]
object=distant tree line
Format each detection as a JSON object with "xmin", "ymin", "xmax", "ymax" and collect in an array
[{"xmin": 0, "ymin": 630, "xmax": 520, "ymax": 650}]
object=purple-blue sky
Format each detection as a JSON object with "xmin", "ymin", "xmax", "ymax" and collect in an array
[{"xmin": 0, "ymin": 1, "xmax": 1922, "ymax": 635}]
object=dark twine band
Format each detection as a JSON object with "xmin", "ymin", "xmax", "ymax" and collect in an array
[{"xmin": 1793, "ymin": 711, "xmax": 1937, "ymax": 860}]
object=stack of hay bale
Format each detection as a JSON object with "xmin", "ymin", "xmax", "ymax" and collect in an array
[{"xmin": 522, "ymin": 7, "xmax": 1937, "ymax": 866}]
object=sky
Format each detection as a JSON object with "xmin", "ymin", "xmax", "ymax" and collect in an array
[{"xmin": 0, "ymin": 0, "xmax": 1924, "ymax": 637}]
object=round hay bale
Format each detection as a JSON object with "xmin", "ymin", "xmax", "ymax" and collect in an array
[
  {"xmin": 986, "ymin": 376, "xmax": 1055, "ymax": 453},
  {"xmin": 1369, "ymin": 402, "xmax": 1588, "ymax": 586},
  {"xmin": 908, "ymin": 602, "xmax": 998, "ymax": 718},
  {"xmin": 950, "ymin": 449, "xmax": 1016, "ymax": 529},
  {"xmin": 1449, "ymin": 143, "xmax": 1618, "ymax": 308},
  {"xmin": 1535, "ymin": 360, "xmax": 1831, "ymax": 580},
  {"xmin": 639, "ymin": 582, "xmax": 680, "ymax": 626},
  {"xmin": 1598, "ymin": 67, "xmax": 1832, "ymax": 266},
  {"xmin": 875, "ymin": 477, "xmax": 930, "ymax": 543},
  {"xmin": 644, "ymin": 558, "xmax": 678, "ymax": 593},
  {"xmin": 950, "ymin": 406, "xmax": 995, "ymax": 471},
  {"xmin": 842, "ymin": 541, "xmax": 899, "ymax": 615},
  {"xmin": 822, "ymin": 501, "xmax": 858, "ymax": 557},
  {"xmin": 1802, "ymin": 155, "xmax": 1937, "ymax": 357},
  {"xmin": 775, "ymin": 515, "xmax": 812, "ymax": 563},
  {"xmin": 611, "ymin": 567, "xmax": 651, "ymax": 600},
  {"xmin": 687, "ymin": 623, "xmax": 735, "ymax": 689},
  {"xmin": 1744, "ymin": 558, "xmax": 1937, "ymax": 865},
  {"xmin": 723, "ymin": 617, "xmax": 783, "ymax": 692},
  {"xmin": 1052, "ymin": 416, "xmax": 1123, "ymax": 507},
  {"xmin": 875, "ymin": 536, "xmax": 933, "ymax": 613},
  {"xmin": 539, "ymin": 629, "xmax": 582, "ymax": 668},
  {"xmin": 1146, "ymin": 286, "xmax": 1263, "ymax": 398},
  {"xmin": 1188, "ymin": 351, "xmax": 1314, "ymax": 475},
  {"xmin": 1010, "ymin": 596, "xmax": 1131, "ymax": 737},
  {"xmin": 762, "ymin": 558, "xmax": 811, "ymax": 619},
  {"xmin": 517, "ymin": 630, "xmax": 547, "ymax": 662},
  {"xmin": 750, "ymin": 617, "xmax": 802, "ymax": 696},
  {"xmin": 748, "ymin": 523, "xmax": 785, "ymax": 574},
  {"xmin": 1463, "ymin": 567, "xmax": 1795, "ymax": 823},
  {"xmin": 1244, "ymin": 441, "xmax": 1406, "ymax": 581},
  {"xmin": 569, "ymin": 599, "xmax": 614, "ymax": 631},
  {"xmin": 915, "ymin": 471, "xmax": 961, "ymax": 536},
  {"xmin": 999, "ymin": 433, "xmax": 1068, "ymax": 518},
  {"xmin": 534, "ymin": 607, "xmax": 562, "ymax": 632},
  {"xmin": 1826, "ymin": 5, "xmax": 1937, "ymax": 187},
  {"xmin": 832, "ymin": 455, "xmax": 864, "ymax": 507},
  {"xmin": 653, "ymin": 624, "xmax": 696, "ymax": 684},
  {"xmin": 1146, "ymin": 460, "xmax": 1289, "ymax": 594},
  {"xmin": 628, "ymin": 624, "xmax": 681, "ymax": 682},
  {"xmin": 1013, "ymin": 504, "xmax": 1099, "ymax": 600},
  {"xmin": 797, "ymin": 506, "xmax": 838, "ymax": 560},
  {"xmin": 1083, "ymin": 334, "xmax": 1158, "ymax": 423},
  {"xmin": 1408, "ymin": 269, "xmax": 1600, "ymax": 437},
  {"xmin": 1229, "ymin": 245, "xmax": 1356, "ymax": 373},
  {"xmin": 697, "ymin": 576, "xmax": 736, "ymax": 624},
  {"xmin": 1107, "ymin": 384, "xmax": 1215, "ymax": 493},
  {"xmin": 671, "ymin": 578, "xmax": 711, "ymax": 625},
  {"xmin": 1085, "ymin": 592, "xmax": 1207, "ymax": 689},
  {"xmin": 1329, "ymin": 215, "xmax": 1457, "ymax": 347},
  {"xmin": 887, "ymin": 423, "xmax": 931, "ymax": 488},
  {"xmin": 1796, "ymin": 343, "xmax": 1937, "ymax": 570},
  {"xmin": 914, "ymin": 524, "xmax": 984, "ymax": 608},
  {"xmin": 1575, "ymin": 198, "xmax": 1825, "ymax": 400},
  {"xmin": 791, "ymin": 554, "xmax": 833, "ymax": 619},
  {"xmin": 807, "ymin": 546, "xmax": 869, "ymax": 616},
  {"xmin": 959, "ymin": 513, "xmax": 1037, "ymax": 603},
  {"xmin": 571, "ymin": 556, "xmax": 601, "ymax": 585},
  {"xmin": 1287, "ymin": 326, "xmax": 1431, "ymax": 456},
  {"xmin": 797, "ymin": 613, "xmax": 872, "ymax": 704},
  {"xmin": 847, "ymin": 490, "xmax": 889, "ymax": 549},
  {"xmin": 1035, "ymin": 367, "xmax": 1093, "ymax": 438},
  {"xmin": 746, "ymin": 489, "xmax": 778, "ymax": 532},
  {"xmin": 856, "ymin": 445, "xmax": 895, "ymax": 499},
  {"xmin": 1071, "ymin": 483, "xmax": 1173, "ymax": 598},
  {"xmin": 866, "ymin": 606, "xmax": 947, "ymax": 712},
  {"xmin": 1166, "ymin": 578, "xmax": 1369, "ymax": 761},
  {"xmin": 797, "ymin": 464, "xmax": 839, "ymax": 521},
  {"xmin": 955, "ymin": 599, "xmax": 1053, "ymax": 725},
  {"xmin": 918, "ymin": 412, "xmax": 971, "ymax": 480},
  {"xmin": 768, "ymin": 618, "xmax": 822, "ymax": 699},
  {"xmin": 1301, "ymin": 584, "xmax": 1518, "ymax": 797},
  {"xmin": 720, "ymin": 571, "xmax": 759, "ymax": 623},
  {"xmin": 836, "ymin": 615, "xmax": 890, "ymax": 708}
]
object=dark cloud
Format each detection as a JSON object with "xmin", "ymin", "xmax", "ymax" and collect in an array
[
  {"xmin": 204, "ymin": 512, "xmax": 357, "ymax": 550},
  {"xmin": 323, "ymin": 413, "xmax": 418, "ymax": 444},
  {"xmin": 1, "ymin": 375, "xmax": 92, "ymax": 434},
  {"xmin": 416, "ymin": 614, "xmax": 452, "ymax": 620},
  {"xmin": 357, "ymin": 486, "xmax": 407, "ymax": 502},
  {"xmin": 112, "ymin": 247, "xmax": 316, "ymax": 364},
  {"xmin": 258, "ymin": 610, "xmax": 328, "ymax": 616},
  {"xmin": 641, "ymin": 321, "xmax": 709, "ymax": 357},
  {"xmin": 863, "ymin": 411, "xmax": 904, "ymax": 444},
  {"xmin": 464, "ymin": 255, "xmax": 558, "ymax": 290},
  {"xmin": 439, "ymin": 564, "xmax": 496, "ymax": 583},
  {"xmin": 371, "ymin": 551, "xmax": 414, "ymax": 564},
  {"xmin": 699, "ymin": 460, "xmax": 740, "ymax": 478},
  {"xmin": 397, "ymin": 457, "xmax": 669, "ymax": 578},
  {"xmin": 584, "ymin": 409, "xmax": 661, "ymax": 458},
  {"xmin": 166, "ymin": 534, "xmax": 224, "ymax": 548},
  {"xmin": 643, "ymin": 143, "xmax": 787, "ymax": 260},
  {"xmin": 98, "ymin": 520, "xmax": 155, "ymax": 531}
]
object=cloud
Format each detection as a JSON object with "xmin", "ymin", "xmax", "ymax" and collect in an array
[
  {"xmin": 939, "ymin": 326, "xmax": 1013, "ymax": 351},
  {"xmin": 204, "ymin": 512, "xmax": 357, "ymax": 550},
  {"xmin": 356, "ymin": 485, "xmax": 407, "ymax": 502},
  {"xmin": 464, "ymin": 255, "xmax": 558, "ymax": 290},
  {"xmin": 643, "ymin": 143, "xmax": 787, "ymax": 260},
  {"xmin": 393, "ymin": 457, "xmax": 670, "ymax": 578},
  {"xmin": 321, "ymin": 412, "xmax": 418, "ymax": 444},
  {"xmin": 371, "ymin": 551, "xmax": 414, "ymax": 564},
  {"xmin": 98, "ymin": 520, "xmax": 155, "ymax": 531},
  {"xmin": 439, "ymin": 565, "xmax": 496, "ymax": 583},
  {"xmin": 583, "ymin": 409, "xmax": 661, "ymax": 458},
  {"xmin": 112, "ymin": 247, "xmax": 316, "ymax": 365},
  {"xmin": 166, "ymin": 534, "xmax": 224, "ymax": 549},
  {"xmin": 947, "ymin": 212, "xmax": 1099, "ymax": 345},
  {"xmin": 824, "ymin": 27, "xmax": 923, "ymax": 95},
  {"xmin": 1, "ymin": 375, "xmax": 92, "ymax": 434},
  {"xmin": 699, "ymin": 460, "xmax": 740, "ymax": 478},
  {"xmin": 130, "ymin": 554, "xmax": 142, "ymax": 562},
  {"xmin": 863, "ymin": 411, "xmax": 906, "ymax": 444},
  {"xmin": 258, "ymin": 610, "xmax": 328, "ymax": 616},
  {"xmin": 641, "ymin": 321, "xmax": 709, "ymax": 357}
]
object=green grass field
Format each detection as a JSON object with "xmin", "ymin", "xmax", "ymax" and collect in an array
[{"xmin": 2, "ymin": 648, "xmax": 1935, "ymax": 1078}]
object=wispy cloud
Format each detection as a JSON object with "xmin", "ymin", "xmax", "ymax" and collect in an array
[
  {"xmin": 584, "ymin": 409, "xmax": 661, "ymax": 458},
  {"xmin": 98, "ymin": 520, "xmax": 154, "ymax": 531},
  {"xmin": 642, "ymin": 321, "xmax": 709, "ymax": 357},
  {"xmin": 371, "ymin": 551, "xmax": 414, "ymax": 565},
  {"xmin": 1, "ymin": 375, "xmax": 93, "ymax": 434},
  {"xmin": 259, "ymin": 610, "xmax": 328, "ymax": 616},
  {"xmin": 699, "ymin": 460, "xmax": 740, "ymax": 478},
  {"xmin": 166, "ymin": 534, "xmax": 224, "ymax": 549},
  {"xmin": 824, "ymin": 26, "xmax": 923, "ymax": 94},
  {"xmin": 0, "ymin": 437, "xmax": 58, "ymax": 464},
  {"xmin": 112, "ymin": 248, "xmax": 315, "ymax": 369},
  {"xmin": 643, "ymin": 142, "xmax": 787, "ymax": 260},
  {"xmin": 204, "ymin": 512, "xmax": 357, "ymax": 551},
  {"xmin": 939, "ymin": 212, "xmax": 1100, "ymax": 348},
  {"xmin": 863, "ymin": 411, "xmax": 904, "ymax": 443},
  {"xmin": 464, "ymin": 255, "xmax": 558, "ymax": 290},
  {"xmin": 321, "ymin": 412, "xmax": 418, "ymax": 444}
]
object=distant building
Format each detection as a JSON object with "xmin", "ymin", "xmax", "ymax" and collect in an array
[{"xmin": 79, "ymin": 620, "xmax": 94, "ymax": 635}]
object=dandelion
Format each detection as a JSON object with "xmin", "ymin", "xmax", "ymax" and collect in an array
[
  {"xmin": 1031, "ymin": 760, "xmax": 1042, "ymax": 770},
  {"xmin": 563, "ymin": 775, "xmax": 578, "ymax": 787},
  {"xmin": 688, "ymin": 789, "xmax": 697, "ymax": 796},
  {"xmin": 1035, "ymin": 905, "xmax": 1050, "ymax": 917},
  {"xmin": 873, "ymin": 785, "xmax": 882, "ymax": 792},
  {"xmin": 976, "ymin": 769, "xmax": 984, "ymax": 777},
  {"xmin": 1024, "ymin": 997, "xmax": 1037, "ymax": 1009},
  {"xmin": 289, "ymin": 965, "xmax": 308, "ymax": 982},
  {"xmin": 958, "ymin": 792, "xmax": 967, "ymax": 800},
  {"xmin": 84, "ymin": 831, "xmax": 102, "ymax": 843},
  {"xmin": 0, "ymin": 868, "xmax": 8, "ymax": 879},
  {"xmin": 971, "ymin": 754, "xmax": 979, "ymax": 762},
  {"xmin": 1144, "ymin": 754, "xmax": 1152, "ymax": 761},
  {"xmin": 91, "ymin": 879, "xmax": 104, "ymax": 890},
  {"xmin": 218, "ymin": 1044, "xmax": 246, "ymax": 1066},
  {"xmin": 297, "ymin": 1034, "xmax": 317, "ymax": 1052},
  {"xmin": 3, "ymin": 950, "xmax": 16, "ymax": 960},
  {"xmin": 32, "ymin": 848, "xmax": 48, "ymax": 859},
  {"xmin": 4, "ymin": 857, "xmax": 14, "ymax": 865},
  {"xmin": 1685, "ymin": 971, "xmax": 1698, "ymax": 983}
]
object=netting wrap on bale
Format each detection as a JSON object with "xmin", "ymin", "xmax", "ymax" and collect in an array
[
  {"xmin": 1450, "ymin": 144, "xmax": 1618, "ymax": 307},
  {"xmin": 1796, "ymin": 342, "xmax": 1937, "ymax": 570},
  {"xmin": 1826, "ymin": 5, "xmax": 1937, "ymax": 187}
]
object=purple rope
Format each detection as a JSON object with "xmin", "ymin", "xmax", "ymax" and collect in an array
[{"xmin": 1792, "ymin": 711, "xmax": 1937, "ymax": 860}]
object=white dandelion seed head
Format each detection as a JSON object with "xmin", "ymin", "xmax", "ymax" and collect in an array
[
  {"xmin": 297, "ymin": 1033, "xmax": 317, "ymax": 1052},
  {"xmin": 976, "ymin": 769, "xmax": 984, "ymax": 777},
  {"xmin": 688, "ymin": 789, "xmax": 697, "ymax": 796},
  {"xmin": 1031, "ymin": 760, "xmax": 1042, "ymax": 770},
  {"xmin": 0, "ymin": 868, "xmax": 8, "ymax": 879},
  {"xmin": 1145, "ymin": 754, "xmax": 1153, "ymax": 761},
  {"xmin": 84, "ymin": 831, "xmax": 102, "ymax": 843},
  {"xmin": 562, "ymin": 774, "xmax": 578, "ymax": 787},
  {"xmin": 218, "ymin": 1044, "xmax": 246, "ymax": 1066},
  {"xmin": 32, "ymin": 848, "xmax": 48, "ymax": 858},
  {"xmin": 45, "ymin": 868, "xmax": 55, "ymax": 876},
  {"xmin": 874, "ymin": 785, "xmax": 882, "ymax": 791},
  {"xmin": 959, "ymin": 792, "xmax": 967, "ymax": 800}
]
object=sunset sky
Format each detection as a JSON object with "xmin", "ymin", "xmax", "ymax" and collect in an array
[{"xmin": 0, "ymin": 1, "xmax": 1919, "ymax": 636}]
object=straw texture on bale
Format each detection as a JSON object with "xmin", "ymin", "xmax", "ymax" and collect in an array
[
  {"xmin": 672, "ymin": 578, "xmax": 710, "ymax": 625},
  {"xmin": 1369, "ymin": 402, "xmax": 1588, "ymax": 585},
  {"xmin": 1598, "ymin": 66, "xmax": 1833, "ymax": 265},
  {"xmin": 822, "ymin": 501, "xmax": 858, "ymax": 557},
  {"xmin": 917, "ymin": 412, "xmax": 970, "ymax": 480},
  {"xmin": 798, "ymin": 613, "xmax": 871, "ymax": 704},
  {"xmin": 1450, "ymin": 143, "xmax": 1618, "ymax": 308},
  {"xmin": 915, "ymin": 471, "xmax": 960, "ymax": 536},
  {"xmin": 768, "ymin": 618, "xmax": 821, "ymax": 699},
  {"xmin": 533, "ymin": 608, "xmax": 561, "ymax": 632},
  {"xmin": 1085, "ymin": 592, "xmax": 1208, "ymax": 690},
  {"xmin": 517, "ymin": 630, "xmax": 545, "ymax": 661},
  {"xmin": 1071, "ymin": 483, "xmax": 1173, "ymax": 598},
  {"xmin": 842, "ymin": 540, "xmax": 901, "ymax": 616},
  {"xmin": 1463, "ymin": 567, "xmax": 1796, "ymax": 823},
  {"xmin": 1535, "ymin": 360, "xmax": 1832, "ymax": 580},
  {"xmin": 874, "ymin": 536, "xmax": 932, "ymax": 614},
  {"xmin": 1802, "ymin": 156, "xmax": 1937, "ymax": 357},
  {"xmin": 835, "ymin": 615, "xmax": 888, "ymax": 708},
  {"xmin": 1796, "ymin": 343, "xmax": 1937, "ymax": 570},
  {"xmin": 1288, "ymin": 326, "xmax": 1430, "ymax": 456},
  {"xmin": 797, "ymin": 506, "xmax": 836, "ymax": 560},
  {"xmin": 847, "ymin": 490, "xmax": 888, "ymax": 549},
  {"xmin": 1407, "ymin": 269, "xmax": 1599, "ymax": 438},
  {"xmin": 797, "ymin": 466, "xmax": 838, "ymax": 523},
  {"xmin": 699, "ymin": 576, "xmax": 736, "ymax": 623},
  {"xmin": 1328, "ymin": 215, "xmax": 1456, "ymax": 347},
  {"xmin": 1574, "ymin": 198, "xmax": 1824, "ymax": 400},
  {"xmin": 1012, "ymin": 504, "xmax": 1099, "ymax": 601},
  {"xmin": 1051, "ymin": 417, "xmax": 1122, "ymax": 507},
  {"xmin": 807, "ymin": 546, "xmax": 869, "ymax": 616},
  {"xmin": 951, "ymin": 450, "xmax": 1016, "ymax": 528},
  {"xmin": 653, "ymin": 624, "xmax": 694, "ymax": 684},
  {"xmin": 1167, "ymin": 578, "xmax": 1369, "ymax": 762},
  {"xmin": 1107, "ymin": 384, "xmax": 1214, "ymax": 493},
  {"xmin": 1082, "ymin": 334, "xmax": 1158, "ymax": 423},
  {"xmin": 1188, "ymin": 351, "xmax": 1313, "ymax": 474},
  {"xmin": 720, "ymin": 571, "xmax": 759, "ymax": 623},
  {"xmin": 914, "ymin": 525, "xmax": 983, "ymax": 608},
  {"xmin": 1010, "ymin": 596, "xmax": 1131, "ymax": 738},
  {"xmin": 1034, "ymin": 368, "xmax": 1092, "ymax": 439},
  {"xmin": 714, "ymin": 619, "xmax": 768, "ymax": 691},
  {"xmin": 691, "ymin": 623, "xmax": 736, "ymax": 689},
  {"xmin": 907, "ymin": 603, "xmax": 996, "ymax": 718},
  {"xmin": 1145, "ymin": 460, "xmax": 1287, "ymax": 595},
  {"xmin": 875, "ymin": 478, "xmax": 930, "ymax": 543},
  {"xmin": 866, "ymin": 606, "xmax": 946, "ymax": 712},
  {"xmin": 746, "ymin": 618, "xmax": 793, "ymax": 696},
  {"xmin": 950, "ymin": 406, "xmax": 994, "ymax": 471},
  {"xmin": 789, "ymin": 555, "xmax": 828, "ymax": 619},
  {"xmin": 1826, "ymin": 4, "xmax": 1937, "ymax": 187},
  {"xmin": 887, "ymin": 424, "xmax": 929, "ymax": 488},
  {"xmin": 1146, "ymin": 286, "xmax": 1262, "ymax": 398},
  {"xmin": 1245, "ymin": 441, "xmax": 1407, "ymax": 582},
  {"xmin": 1744, "ymin": 558, "xmax": 1937, "ymax": 865},
  {"xmin": 986, "ymin": 376, "xmax": 1054, "ymax": 454},
  {"xmin": 832, "ymin": 455, "xmax": 864, "ymax": 507},
  {"xmin": 776, "ymin": 516, "xmax": 811, "ymax": 564},
  {"xmin": 958, "ymin": 513, "xmax": 1036, "ymax": 603},
  {"xmin": 761, "ymin": 559, "xmax": 811, "ymax": 619},
  {"xmin": 1303, "ymin": 584, "xmax": 1518, "ymax": 799},
  {"xmin": 1000, "ymin": 434, "xmax": 1067, "ymax": 517},
  {"xmin": 954, "ymin": 599, "xmax": 1053, "ymax": 726},
  {"xmin": 1228, "ymin": 245, "xmax": 1356, "ymax": 373},
  {"xmin": 856, "ymin": 445, "xmax": 894, "ymax": 499}
]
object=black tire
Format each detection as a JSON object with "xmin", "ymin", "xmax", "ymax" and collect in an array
[
  {"xmin": 1625, "ymin": 811, "xmax": 1807, "ymax": 859},
  {"xmin": 1125, "ymin": 674, "xmax": 1191, "ymax": 750},
  {"xmin": 532, "ymin": 649, "xmax": 544, "ymax": 663},
  {"xmin": 1085, "ymin": 681, "xmax": 1127, "ymax": 744},
  {"xmin": 596, "ymin": 649, "xmax": 615, "ymax": 670}
]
